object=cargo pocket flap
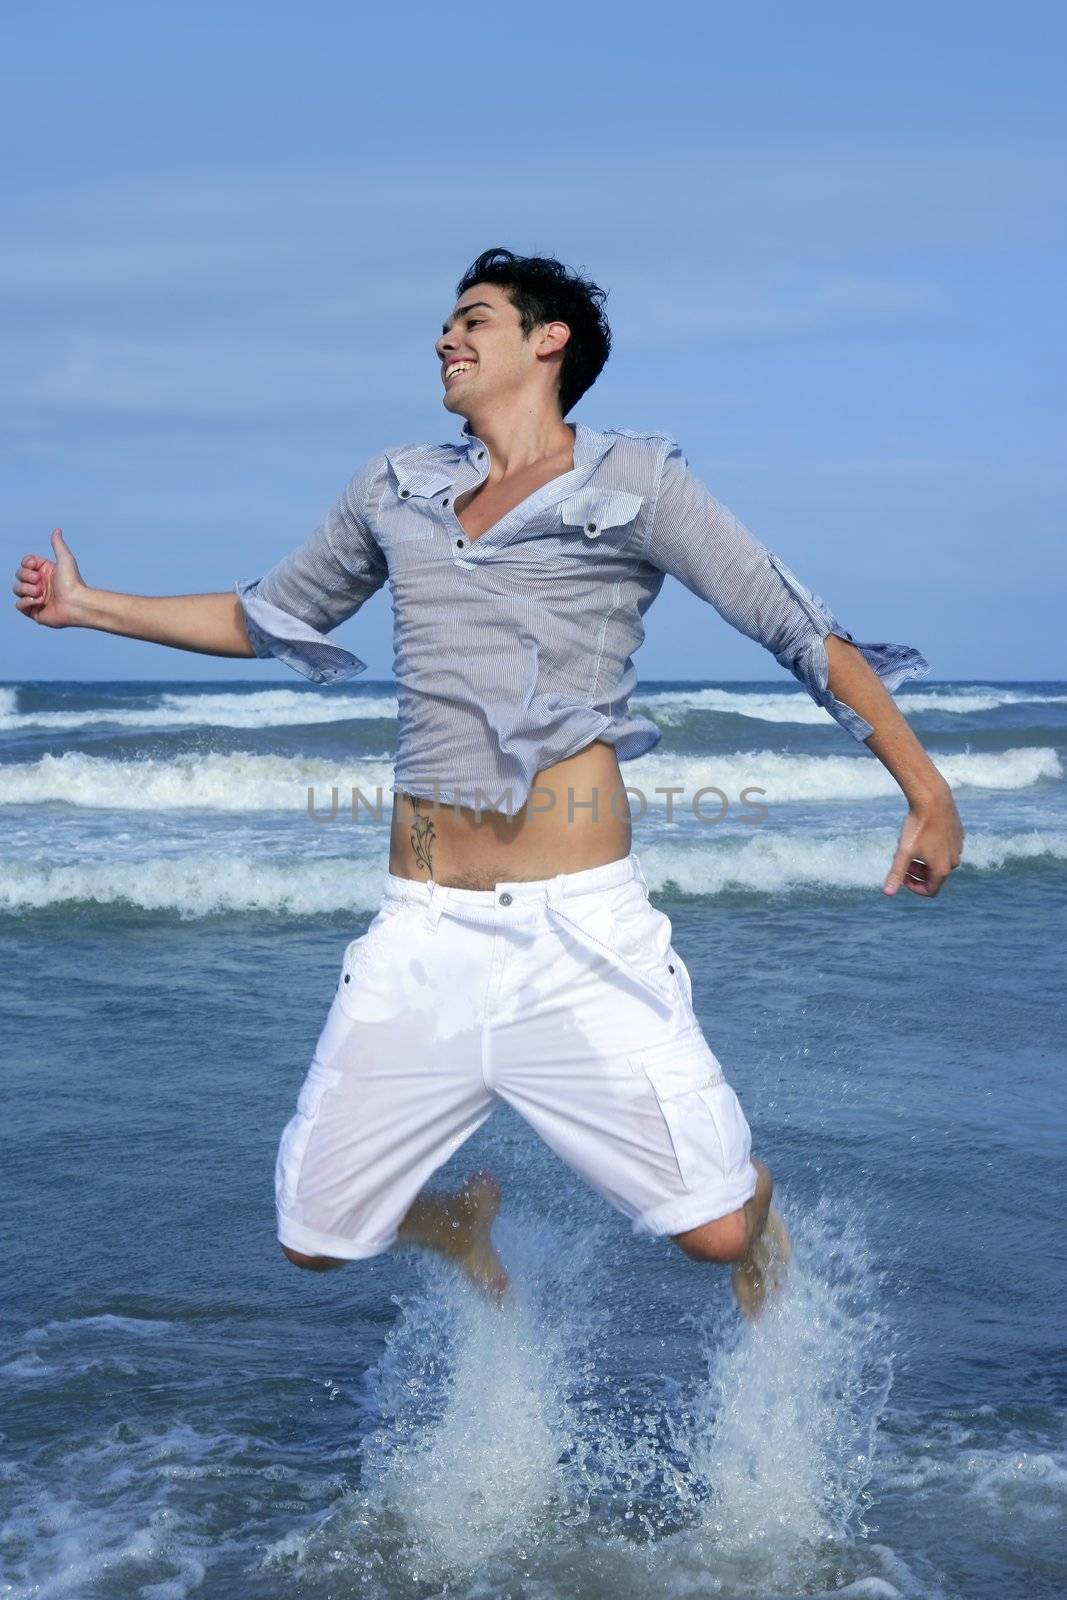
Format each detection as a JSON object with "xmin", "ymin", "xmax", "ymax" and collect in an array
[{"xmin": 632, "ymin": 1032, "xmax": 726, "ymax": 1100}]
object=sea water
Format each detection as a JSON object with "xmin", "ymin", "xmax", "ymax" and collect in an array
[{"xmin": 1, "ymin": 677, "xmax": 1064, "ymax": 1598}]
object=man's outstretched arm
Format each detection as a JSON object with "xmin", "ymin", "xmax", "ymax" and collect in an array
[
  {"xmin": 13, "ymin": 454, "xmax": 390, "ymax": 680},
  {"xmin": 645, "ymin": 438, "xmax": 964, "ymax": 897},
  {"xmin": 14, "ymin": 528, "xmax": 256, "ymax": 658}
]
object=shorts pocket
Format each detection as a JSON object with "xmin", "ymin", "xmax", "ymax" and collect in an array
[
  {"xmin": 551, "ymin": 878, "xmax": 682, "ymax": 1009},
  {"xmin": 665, "ymin": 944, "xmax": 694, "ymax": 1013},
  {"xmin": 634, "ymin": 1032, "xmax": 752, "ymax": 1190},
  {"xmin": 275, "ymin": 1057, "xmax": 343, "ymax": 1214},
  {"xmin": 336, "ymin": 901, "xmax": 405, "ymax": 1018}
]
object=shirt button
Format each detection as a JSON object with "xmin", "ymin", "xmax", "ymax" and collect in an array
[
  {"xmin": 498, "ymin": 892, "xmax": 512, "ymax": 906},
  {"xmin": 400, "ymin": 488, "xmax": 411, "ymax": 498},
  {"xmin": 456, "ymin": 538, "xmax": 465, "ymax": 548},
  {"xmin": 586, "ymin": 522, "xmax": 598, "ymax": 534},
  {"xmin": 442, "ymin": 496, "xmax": 450, "ymax": 506},
  {"xmin": 477, "ymin": 450, "xmax": 486, "ymax": 460}
]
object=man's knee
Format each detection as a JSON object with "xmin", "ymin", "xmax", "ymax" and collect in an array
[
  {"xmin": 672, "ymin": 1157, "xmax": 774, "ymax": 1264},
  {"xmin": 281, "ymin": 1243, "xmax": 346, "ymax": 1271},
  {"xmin": 671, "ymin": 1206, "xmax": 751, "ymax": 1264}
]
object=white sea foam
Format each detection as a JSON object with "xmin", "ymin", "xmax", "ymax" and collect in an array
[
  {"xmin": 641, "ymin": 684, "xmax": 1067, "ymax": 725},
  {"xmin": 637, "ymin": 827, "xmax": 1067, "ymax": 898},
  {"xmin": 25, "ymin": 1314, "xmax": 175, "ymax": 1340},
  {"xmin": 0, "ymin": 686, "xmax": 399, "ymax": 732},
  {"xmin": 0, "ymin": 853, "xmax": 390, "ymax": 917},
  {"xmin": 879, "ymin": 1409, "xmax": 1067, "ymax": 1519},
  {"xmin": 0, "ymin": 749, "xmax": 395, "ymax": 810},
  {"xmin": 2, "ymin": 828, "xmax": 1064, "ymax": 916},
  {"xmin": 626, "ymin": 745, "xmax": 1062, "ymax": 805},
  {"xmin": 0, "ymin": 1414, "xmax": 324, "ymax": 1599},
  {"xmin": 5, "ymin": 682, "xmax": 1064, "ymax": 735},
  {"xmin": 1, "ymin": 744, "xmax": 1058, "ymax": 813}
]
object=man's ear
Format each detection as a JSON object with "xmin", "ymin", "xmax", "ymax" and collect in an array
[{"xmin": 537, "ymin": 320, "xmax": 571, "ymax": 360}]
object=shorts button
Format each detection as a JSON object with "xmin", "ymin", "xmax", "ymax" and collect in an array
[
  {"xmin": 498, "ymin": 891, "xmax": 512, "ymax": 906},
  {"xmin": 344, "ymin": 974, "xmax": 351, "ymax": 982},
  {"xmin": 668, "ymin": 964, "xmax": 675, "ymax": 973}
]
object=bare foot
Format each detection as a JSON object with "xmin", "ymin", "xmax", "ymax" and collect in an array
[
  {"xmin": 731, "ymin": 1205, "xmax": 793, "ymax": 1322},
  {"xmin": 397, "ymin": 1169, "xmax": 510, "ymax": 1304},
  {"xmin": 447, "ymin": 1170, "xmax": 511, "ymax": 1303}
]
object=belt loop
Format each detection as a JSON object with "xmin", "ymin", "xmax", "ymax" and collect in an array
[
  {"xmin": 424, "ymin": 880, "xmax": 448, "ymax": 933},
  {"xmin": 544, "ymin": 872, "xmax": 568, "ymax": 911}
]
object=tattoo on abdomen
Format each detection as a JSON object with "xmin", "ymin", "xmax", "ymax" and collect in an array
[{"xmin": 408, "ymin": 798, "xmax": 436, "ymax": 876}]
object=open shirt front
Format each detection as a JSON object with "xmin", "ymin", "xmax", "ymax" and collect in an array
[{"xmin": 235, "ymin": 422, "xmax": 929, "ymax": 815}]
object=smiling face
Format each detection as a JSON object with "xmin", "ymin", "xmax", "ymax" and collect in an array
[{"xmin": 435, "ymin": 281, "xmax": 570, "ymax": 425}]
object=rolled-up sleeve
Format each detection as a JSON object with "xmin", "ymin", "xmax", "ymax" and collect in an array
[
  {"xmin": 644, "ymin": 441, "xmax": 930, "ymax": 741},
  {"xmin": 234, "ymin": 453, "xmax": 389, "ymax": 685}
]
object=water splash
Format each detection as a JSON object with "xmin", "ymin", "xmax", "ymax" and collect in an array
[
  {"xmin": 352, "ymin": 1208, "xmax": 610, "ymax": 1581},
  {"xmin": 678, "ymin": 1194, "xmax": 896, "ymax": 1593},
  {"xmin": 322, "ymin": 1189, "xmax": 896, "ymax": 1596}
]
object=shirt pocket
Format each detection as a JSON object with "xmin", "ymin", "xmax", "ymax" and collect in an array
[
  {"xmin": 560, "ymin": 488, "xmax": 645, "ymax": 548},
  {"xmin": 381, "ymin": 455, "xmax": 455, "ymax": 542}
]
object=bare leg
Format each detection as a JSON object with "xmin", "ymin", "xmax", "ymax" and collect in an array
[
  {"xmin": 730, "ymin": 1158, "xmax": 792, "ymax": 1322},
  {"xmin": 396, "ymin": 1169, "xmax": 510, "ymax": 1302},
  {"xmin": 672, "ymin": 1157, "xmax": 792, "ymax": 1320}
]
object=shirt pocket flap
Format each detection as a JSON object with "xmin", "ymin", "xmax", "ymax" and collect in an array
[
  {"xmin": 385, "ymin": 453, "xmax": 456, "ymax": 501},
  {"xmin": 560, "ymin": 487, "xmax": 644, "ymax": 539}
]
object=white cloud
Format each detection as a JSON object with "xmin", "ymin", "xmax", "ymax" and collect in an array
[{"xmin": 1, "ymin": 140, "xmax": 1059, "ymax": 422}]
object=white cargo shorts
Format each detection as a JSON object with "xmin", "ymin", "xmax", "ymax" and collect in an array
[{"xmin": 275, "ymin": 850, "xmax": 759, "ymax": 1259}]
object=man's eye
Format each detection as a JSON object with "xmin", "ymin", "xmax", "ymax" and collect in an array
[{"xmin": 467, "ymin": 319, "xmax": 482, "ymax": 327}]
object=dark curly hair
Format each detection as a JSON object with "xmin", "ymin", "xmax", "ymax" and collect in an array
[{"xmin": 453, "ymin": 247, "xmax": 612, "ymax": 421}]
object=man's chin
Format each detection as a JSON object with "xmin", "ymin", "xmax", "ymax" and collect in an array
[{"xmin": 442, "ymin": 392, "xmax": 472, "ymax": 421}]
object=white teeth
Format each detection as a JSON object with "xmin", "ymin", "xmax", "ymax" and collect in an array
[{"xmin": 446, "ymin": 362, "xmax": 474, "ymax": 379}]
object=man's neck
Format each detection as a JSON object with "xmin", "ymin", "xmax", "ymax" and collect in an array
[{"xmin": 464, "ymin": 403, "xmax": 575, "ymax": 476}]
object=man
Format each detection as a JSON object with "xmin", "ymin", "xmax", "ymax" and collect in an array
[{"xmin": 13, "ymin": 248, "xmax": 964, "ymax": 1320}]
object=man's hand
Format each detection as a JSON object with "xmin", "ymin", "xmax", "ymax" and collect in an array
[
  {"xmin": 13, "ymin": 529, "xmax": 85, "ymax": 628},
  {"xmin": 883, "ymin": 786, "xmax": 965, "ymax": 898}
]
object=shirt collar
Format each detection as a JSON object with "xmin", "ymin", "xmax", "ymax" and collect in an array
[{"xmin": 461, "ymin": 420, "xmax": 616, "ymax": 474}]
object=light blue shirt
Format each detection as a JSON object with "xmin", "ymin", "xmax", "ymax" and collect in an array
[{"xmin": 235, "ymin": 421, "xmax": 929, "ymax": 814}]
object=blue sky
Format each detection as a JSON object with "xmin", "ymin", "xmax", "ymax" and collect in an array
[{"xmin": 4, "ymin": 1, "xmax": 1064, "ymax": 682}]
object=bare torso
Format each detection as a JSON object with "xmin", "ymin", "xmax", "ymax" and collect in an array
[
  {"xmin": 388, "ymin": 738, "xmax": 632, "ymax": 888},
  {"xmin": 388, "ymin": 437, "xmax": 632, "ymax": 887}
]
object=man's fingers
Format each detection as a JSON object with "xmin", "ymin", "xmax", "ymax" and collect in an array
[
  {"xmin": 882, "ymin": 839, "xmax": 914, "ymax": 895},
  {"xmin": 885, "ymin": 842, "xmax": 947, "ymax": 898}
]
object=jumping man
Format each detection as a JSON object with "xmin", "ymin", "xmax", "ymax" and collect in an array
[{"xmin": 13, "ymin": 248, "xmax": 964, "ymax": 1320}]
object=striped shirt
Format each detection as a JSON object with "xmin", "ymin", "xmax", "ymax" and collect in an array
[{"xmin": 234, "ymin": 421, "xmax": 929, "ymax": 815}]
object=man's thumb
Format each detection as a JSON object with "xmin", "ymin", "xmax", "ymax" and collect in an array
[{"xmin": 51, "ymin": 528, "xmax": 70, "ymax": 560}]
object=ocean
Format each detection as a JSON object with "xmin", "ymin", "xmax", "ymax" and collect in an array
[{"xmin": 1, "ymin": 676, "xmax": 1064, "ymax": 1600}]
